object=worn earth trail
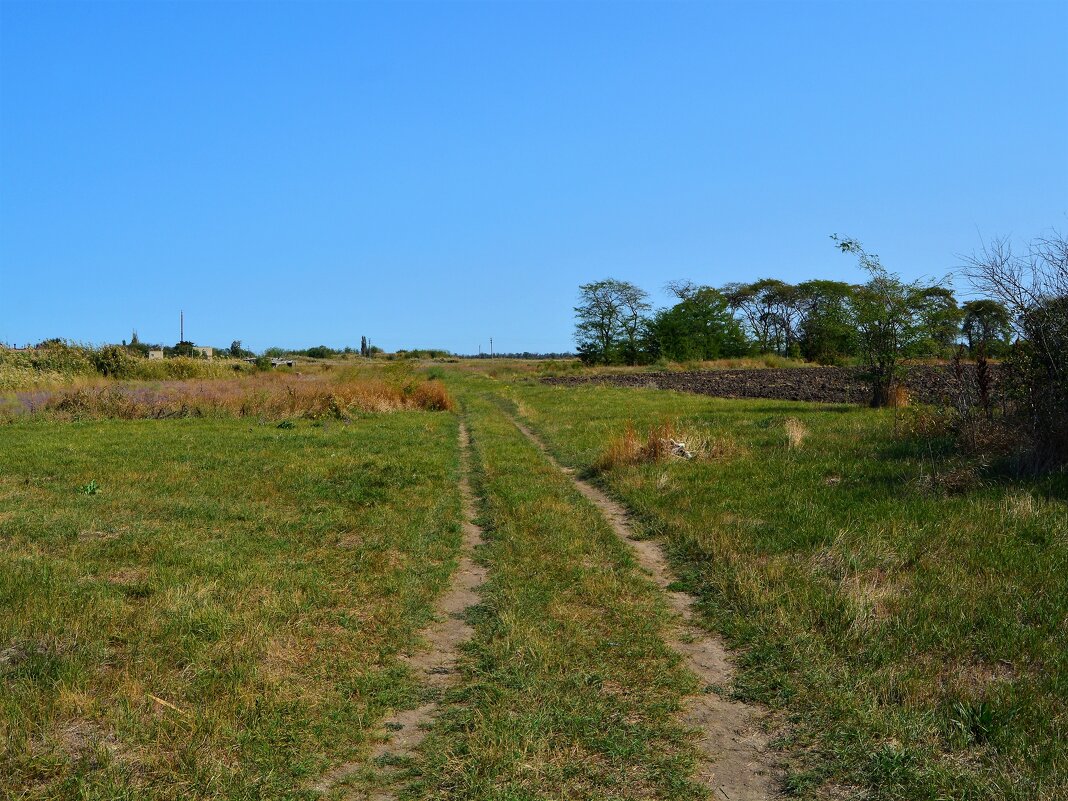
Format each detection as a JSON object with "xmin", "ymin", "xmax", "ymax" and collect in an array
[
  {"xmin": 509, "ymin": 414, "xmax": 781, "ymax": 801},
  {"xmin": 314, "ymin": 423, "xmax": 486, "ymax": 799}
]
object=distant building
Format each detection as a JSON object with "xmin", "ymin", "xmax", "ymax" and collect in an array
[
  {"xmin": 148, "ymin": 350, "xmax": 164, "ymax": 360},
  {"xmin": 192, "ymin": 346, "xmax": 213, "ymax": 360}
]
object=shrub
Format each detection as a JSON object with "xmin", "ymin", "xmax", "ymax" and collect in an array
[
  {"xmin": 408, "ymin": 380, "xmax": 455, "ymax": 412},
  {"xmin": 964, "ymin": 231, "xmax": 1068, "ymax": 469},
  {"xmin": 91, "ymin": 345, "xmax": 137, "ymax": 377}
]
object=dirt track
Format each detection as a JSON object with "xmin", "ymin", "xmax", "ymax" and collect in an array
[
  {"xmin": 510, "ymin": 415, "xmax": 780, "ymax": 799},
  {"xmin": 542, "ymin": 365, "xmax": 994, "ymax": 406}
]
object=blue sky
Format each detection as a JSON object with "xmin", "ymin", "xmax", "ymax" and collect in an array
[{"xmin": 2, "ymin": 1, "xmax": 1065, "ymax": 354}]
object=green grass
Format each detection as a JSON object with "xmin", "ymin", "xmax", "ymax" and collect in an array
[
  {"xmin": 6, "ymin": 362, "xmax": 1066, "ymax": 800},
  {"xmin": 497, "ymin": 377, "xmax": 1068, "ymax": 800},
  {"xmin": 410, "ymin": 386, "xmax": 706, "ymax": 800},
  {"xmin": 0, "ymin": 413, "xmax": 462, "ymax": 800}
]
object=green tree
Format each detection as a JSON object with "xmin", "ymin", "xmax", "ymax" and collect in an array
[
  {"xmin": 229, "ymin": 340, "xmax": 251, "ymax": 358},
  {"xmin": 834, "ymin": 235, "xmax": 940, "ymax": 406},
  {"xmin": 961, "ymin": 299, "xmax": 1012, "ymax": 356},
  {"xmin": 647, "ymin": 282, "xmax": 747, "ymax": 361},
  {"xmin": 574, "ymin": 279, "xmax": 651, "ymax": 365},
  {"xmin": 126, "ymin": 330, "xmax": 150, "ymax": 358},
  {"xmin": 913, "ymin": 286, "xmax": 963, "ymax": 357},
  {"xmin": 796, "ymin": 280, "xmax": 856, "ymax": 363}
]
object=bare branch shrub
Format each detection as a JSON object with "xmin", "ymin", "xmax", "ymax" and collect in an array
[{"xmin": 962, "ymin": 231, "xmax": 1068, "ymax": 469}]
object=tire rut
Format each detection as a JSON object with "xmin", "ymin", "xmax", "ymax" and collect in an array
[
  {"xmin": 314, "ymin": 422, "xmax": 486, "ymax": 799},
  {"xmin": 509, "ymin": 414, "xmax": 781, "ymax": 801}
]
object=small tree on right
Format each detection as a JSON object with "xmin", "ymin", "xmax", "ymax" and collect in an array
[
  {"xmin": 963, "ymin": 231, "xmax": 1068, "ymax": 467},
  {"xmin": 833, "ymin": 235, "xmax": 939, "ymax": 407}
]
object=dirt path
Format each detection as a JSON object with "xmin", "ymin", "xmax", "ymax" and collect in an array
[
  {"xmin": 509, "ymin": 414, "xmax": 781, "ymax": 801},
  {"xmin": 314, "ymin": 423, "xmax": 486, "ymax": 799}
]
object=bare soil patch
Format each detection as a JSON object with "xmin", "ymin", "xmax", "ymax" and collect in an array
[{"xmin": 543, "ymin": 365, "xmax": 996, "ymax": 406}]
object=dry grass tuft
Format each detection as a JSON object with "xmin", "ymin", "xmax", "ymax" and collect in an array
[
  {"xmin": 784, "ymin": 417, "xmax": 809, "ymax": 448},
  {"xmin": 596, "ymin": 420, "xmax": 740, "ymax": 471},
  {"xmin": 914, "ymin": 462, "xmax": 985, "ymax": 495},
  {"xmin": 1002, "ymin": 492, "xmax": 1037, "ymax": 518},
  {"xmin": 888, "ymin": 385, "xmax": 911, "ymax": 408}
]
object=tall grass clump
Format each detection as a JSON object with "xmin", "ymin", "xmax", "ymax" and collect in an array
[
  {"xmin": 4, "ymin": 373, "xmax": 454, "ymax": 421},
  {"xmin": 784, "ymin": 417, "xmax": 809, "ymax": 448}
]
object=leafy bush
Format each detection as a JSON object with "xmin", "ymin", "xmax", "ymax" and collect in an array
[{"xmin": 91, "ymin": 345, "xmax": 137, "ymax": 377}]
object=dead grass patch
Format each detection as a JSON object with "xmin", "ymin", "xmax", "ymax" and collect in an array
[
  {"xmin": 596, "ymin": 420, "xmax": 741, "ymax": 471},
  {"xmin": 784, "ymin": 417, "xmax": 809, "ymax": 448}
]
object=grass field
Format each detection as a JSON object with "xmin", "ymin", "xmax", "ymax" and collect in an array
[
  {"xmin": 496, "ymin": 373, "xmax": 1067, "ymax": 800},
  {"xmin": 2, "ymin": 362, "xmax": 1066, "ymax": 800},
  {"xmin": 0, "ymin": 412, "xmax": 462, "ymax": 799}
]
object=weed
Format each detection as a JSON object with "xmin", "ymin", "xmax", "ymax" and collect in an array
[
  {"xmin": 950, "ymin": 699, "xmax": 997, "ymax": 745},
  {"xmin": 79, "ymin": 479, "xmax": 99, "ymax": 495},
  {"xmin": 784, "ymin": 417, "xmax": 809, "ymax": 448}
]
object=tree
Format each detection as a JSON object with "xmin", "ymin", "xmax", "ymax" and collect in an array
[
  {"xmin": 361, "ymin": 336, "xmax": 369, "ymax": 357},
  {"xmin": 834, "ymin": 235, "xmax": 940, "ymax": 406},
  {"xmin": 229, "ymin": 340, "xmax": 248, "ymax": 358},
  {"xmin": 647, "ymin": 283, "xmax": 747, "ymax": 361},
  {"xmin": 172, "ymin": 340, "xmax": 195, "ymax": 357},
  {"xmin": 796, "ymin": 280, "xmax": 856, "ymax": 364},
  {"xmin": 722, "ymin": 280, "xmax": 775, "ymax": 353},
  {"xmin": 574, "ymin": 279, "xmax": 651, "ymax": 365},
  {"xmin": 761, "ymin": 281, "xmax": 805, "ymax": 356},
  {"xmin": 912, "ymin": 286, "xmax": 963, "ymax": 357},
  {"xmin": 127, "ymin": 329, "xmax": 150, "ymax": 357},
  {"xmin": 963, "ymin": 231, "xmax": 1068, "ymax": 466},
  {"xmin": 960, "ymin": 299, "xmax": 1012, "ymax": 356}
]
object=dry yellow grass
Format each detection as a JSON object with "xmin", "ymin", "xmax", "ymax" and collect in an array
[
  {"xmin": 784, "ymin": 417, "xmax": 809, "ymax": 448},
  {"xmin": 4, "ymin": 373, "xmax": 454, "ymax": 420},
  {"xmin": 597, "ymin": 420, "xmax": 741, "ymax": 470}
]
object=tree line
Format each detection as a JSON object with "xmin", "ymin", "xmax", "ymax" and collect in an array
[
  {"xmin": 576, "ymin": 231, "xmax": 1066, "ymax": 464},
  {"xmin": 576, "ymin": 248, "xmax": 1013, "ymax": 371}
]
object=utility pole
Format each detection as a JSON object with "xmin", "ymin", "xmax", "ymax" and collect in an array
[
  {"xmin": 490, "ymin": 337, "xmax": 493, "ymax": 357},
  {"xmin": 180, "ymin": 310, "xmax": 184, "ymax": 342}
]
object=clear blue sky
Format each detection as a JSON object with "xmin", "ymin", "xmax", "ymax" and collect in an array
[{"xmin": 2, "ymin": 0, "xmax": 1065, "ymax": 354}]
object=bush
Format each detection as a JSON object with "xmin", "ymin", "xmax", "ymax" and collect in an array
[
  {"xmin": 92, "ymin": 345, "xmax": 137, "ymax": 377},
  {"xmin": 964, "ymin": 232, "xmax": 1068, "ymax": 469}
]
